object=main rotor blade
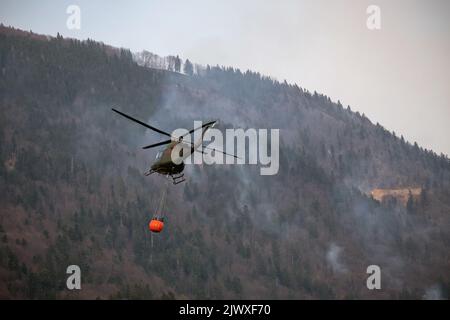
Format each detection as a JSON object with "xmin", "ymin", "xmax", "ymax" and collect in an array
[
  {"xmin": 182, "ymin": 120, "xmax": 218, "ymax": 137},
  {"xmin": 202, "ymin": 145, "xmax": 241, "ymax": 159},
  {"xmin": 142, "ymin": 139, "xmax": 172, "ymax": 149},
  {"xmin": 179, "ymin": 141, "xmax": 241, "ymax": 159},
  {"xmin": 112, "ymin": 108, "xmax": 172, "ymax": 138}
]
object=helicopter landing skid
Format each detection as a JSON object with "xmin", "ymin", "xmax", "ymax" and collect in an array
[
  {"xmin": 170, "ymin": 173, "xmax": 186, "ymax": 185},
  {"xmin": 144, "ymin": 169, "xmax": 155, "ymax": 176}
]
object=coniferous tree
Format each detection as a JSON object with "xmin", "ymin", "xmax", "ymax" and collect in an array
[
  {"xmin": 406, "ymin": 191, "xmax": 415, "ymax": 214},
  {"xmin": 184, "ymin": 59, "xmax": 193, "ymax": 75},
  {"xmin": 174, "ymin": 55, "xmax": 181, "ymax": 72}
]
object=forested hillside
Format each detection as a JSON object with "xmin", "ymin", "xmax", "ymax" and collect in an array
[{"xmin": 0, "ymin": 26, "xmax": 449, "ymax": 299}]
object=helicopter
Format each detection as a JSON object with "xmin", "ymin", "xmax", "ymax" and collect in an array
[{"xmin": 112, "ymin": 108, "xmax": 238, "ymax": 184}]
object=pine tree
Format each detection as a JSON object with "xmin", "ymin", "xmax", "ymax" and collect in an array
[
  {"xmin": 406, "ymin": 191, "xmax": 415, "ymax": 214},
  {"xmin": 184, "ymin": 59, "xmax": 193, "ymax": 75},
  {"xmin": 174, "ymin": 55, "xmax": 181, "ymax": 72}
]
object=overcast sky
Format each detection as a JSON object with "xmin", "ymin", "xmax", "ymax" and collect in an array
[{"xmin": 1, "ymin": 0, "xmax": 449, "ymax": 156}]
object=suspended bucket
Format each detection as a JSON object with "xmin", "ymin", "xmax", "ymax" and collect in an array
[{"xmin": 149, "ymin": 218, "xmax": 164, "ymax": 233}]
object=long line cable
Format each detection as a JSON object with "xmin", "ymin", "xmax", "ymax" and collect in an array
[
  {"xmin": 150, "ymin": 177, "xmax": 169, "ymax": 257},
  {"xmin": 156, "ymin": 177, "xmax": 170, "ymax": 219}
]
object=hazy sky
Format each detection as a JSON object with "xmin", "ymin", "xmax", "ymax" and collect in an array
[{"xmin": 1, "ymin": 0, "xmax": 449, "ymax": 156}]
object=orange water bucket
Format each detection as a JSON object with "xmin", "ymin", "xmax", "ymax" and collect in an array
[{"xmin": 149, "ymin": 219, "xmax": 164, "ymax": 233}]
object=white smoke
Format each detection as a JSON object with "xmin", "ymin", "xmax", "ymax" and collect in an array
[
  {"xmin": 423, "ymin": 285, "xmax": 444, "ymax": 300},
  {"xmin": 326, "ymin": 243, "xmax": 347, "ymax": 274}
]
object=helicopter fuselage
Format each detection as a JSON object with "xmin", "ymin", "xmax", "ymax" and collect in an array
[{"xmin": 144, "ymin": 140, "xmax": 190, "ymax": 184}]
